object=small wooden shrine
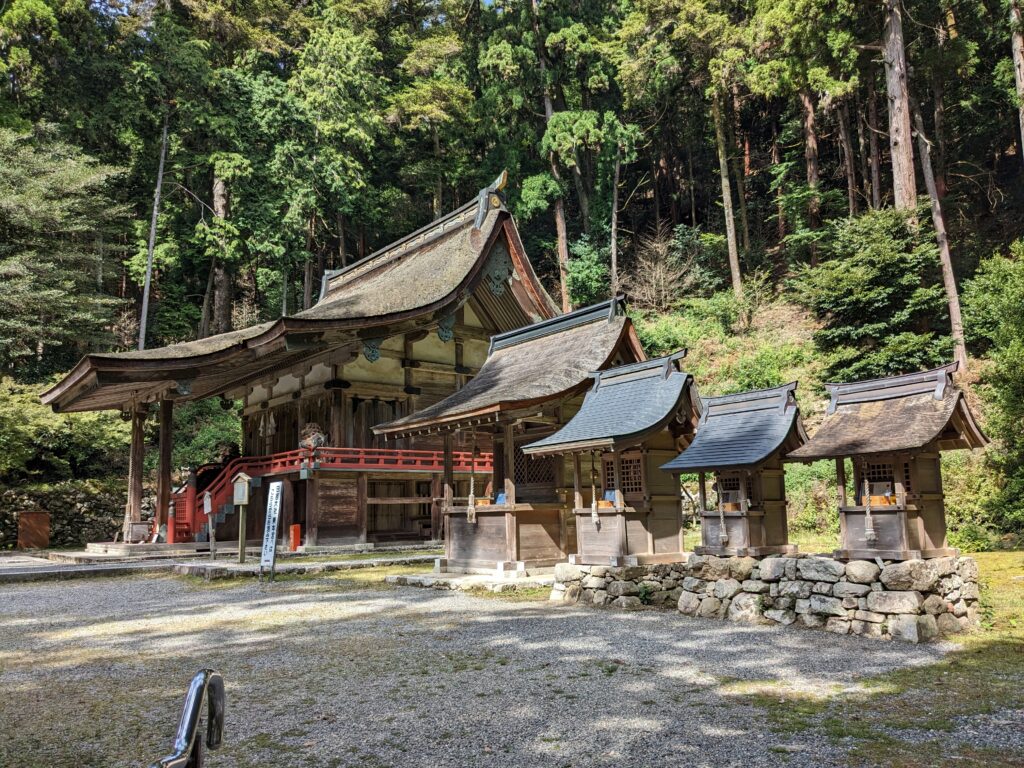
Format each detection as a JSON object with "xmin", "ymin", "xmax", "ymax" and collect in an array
[
  {"xmin": 661, "ymin": 382, "xmax": 807, "ymax": 557},
  {"xmin": 787, "ymin": 363, "xmax": 987, "ymax": 561},
  {"xmin": 520, "ymin": 352, "xmax": 699, "ymax": 566},
  {"xmin": 374, "ymin": 298, "xmax": 646, "ymax": 574}
]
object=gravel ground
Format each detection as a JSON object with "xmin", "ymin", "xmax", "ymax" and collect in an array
[{"xmin": 0, "ymin": 573, "xmax": 982, "ymax": 768}]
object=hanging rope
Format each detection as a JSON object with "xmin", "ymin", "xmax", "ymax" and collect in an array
[
  {"xmin": 590, "ymin": 451, "xmax": 599, "ymax": 529},
  {"xmin": 467, "ymin": 428, "xmax": 478, "ymax": 524},
  {"xmin": 718, "ymin": 474, "xmax": 729, "ymax": 546},
  {"xmin": 862, "ymin": 462, "xmax": 877, "ymax": 543}
]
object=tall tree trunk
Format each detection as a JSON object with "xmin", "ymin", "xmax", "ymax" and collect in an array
[
  {"xmin": 713, "ymin": 93, "xmax": 743, "ymax": 299},
  {"xmin": 138, "ymin": 113, "xmax": 169, "ymax": 351},
  {"xmin": 771, "ymin": 127, "xmax": 786, "ymax": 247},
  {"xmin": 531, "ymin": 0, "xmax": 570, "ymax": 310},
  {"xmin": 837, "ymin": 100, "xmax": 859, "ymax": 215},
  {"xmin": 883, "ymin": 0, "xmax": 918, "ymax": 210},
  {"xmin": 932, "ymin": 80, "xmax": 948, "ymax": 198},
  {"xmin": 651, "ymin": 155, "xmax": 661, "ymax": 230},
  {"xmin": 912, "ymin": 101, "xmax": 967, "ymax": 370},
  {"xmin": 868, "ymin": 73, "xmax": 883, "ymax": 208},
  {"xmin": 569, "ymin": 156, "xmax": 591, "ymax": 234},
  {"xmin": 610, "ymin": 145, "xmax": 620, "ymax": 297},
  {"xmin": 211, "ymin": 174, "xmax": 232, "ymax": 334},
  {"xmin": 1011, "ymin": 0, "xmax": 1024, "ymax": 170},
  {"xmin": 799, "ymin": 88, "xmax": 820, "ymax": 263},
  {"xmin": 337, "ymin": 212, "xmax": 347, "ymax": 268},
  {"xmin": 729, "ymin": 89, "xmax": 751, "ymax": 252},
  {"xmin": 687, "ymin": 147, "xmax": 697, "ymax": 225},
  {"xmin": 855, "ymin": 92, "xmax": 873, "ymax": 206},
  {"xmin": 198, "ymin": 261, "xmax": 214, "ymax": 339}
]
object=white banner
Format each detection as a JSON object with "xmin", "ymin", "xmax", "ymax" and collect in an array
[{"xmin": 260, "ymin": 481, "xmax": 283, "ymax": 570}]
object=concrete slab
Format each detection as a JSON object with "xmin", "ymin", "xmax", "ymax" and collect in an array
[
  {"xmin": 386, "ymin": 572, "xmax": 555, "ymax": 593},
  {"xmin": 173, "ymin": 554, "xmax": 438, "ymax": 581}
]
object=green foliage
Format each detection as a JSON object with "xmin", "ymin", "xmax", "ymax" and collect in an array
[
  {"xmin": 0, "ymin": 377, "xmax": 129, "ymax": 483},
  {"xmin": 790, "ymin": 207, "xmax": 951, "ymax": 382},
  {"xmin": 168, "ymin": 398, "xmax": 242, "ymax": 471},
  {"xmin": 786, "ymin": 460, "xmax": 842, "ymax": 538},
  {"xmin": 0, "ymin": 126, "xmax": 126, "ymax": 378},
  {"xmin": 567, "ymin": 236, "xmax": 610, "ymax": 307}
]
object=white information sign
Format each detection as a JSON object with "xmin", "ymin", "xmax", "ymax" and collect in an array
[{"xmin": 260, "ymin": 481, "xmax": 283, "ymax": 573}]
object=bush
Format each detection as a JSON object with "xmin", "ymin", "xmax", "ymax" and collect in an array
[
  {"xmin": 786, "ymin": 460, "xmax": 842, "ymax": 537},
  {"xmin": 0, "ymin": 377, "xmax": 129, "ymax": 484},
  {"xmin": 566, "ymin": 235, "xmax": 610, "ymax": 307}
]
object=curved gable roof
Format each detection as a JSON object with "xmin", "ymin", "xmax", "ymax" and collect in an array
[
  {"xmin": 42, "ymin": 181, "xmax": 557, "ymax": 412},
  {"xmin": 521, "ymin": 351, "xmax": 697, "ymax": 455},
  {"xmin": 661, "ymin": 382, "xmax": 806, "ymax": 473},
  {"xmin": 786, "ymin": 363, "xmax": 987, "ymax": 460},
  {"xmin": 374, "ymin": 299, "xmax": 645, "ymax": 438}
]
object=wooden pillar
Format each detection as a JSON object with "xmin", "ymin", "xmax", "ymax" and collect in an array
[
  {"xmin": 280, "ymin": 478, "xmax": 294, "ymax": 548},
  {"xmin": 430, "ymin": 473, "xmax": 442, "ymax": 541},
  {"xmin": 305, "ymin": 475, "xmax": 319, "ymax": 547},
  {"xmin": 156, "ymin": 399, "xmax": 173, "ymax": 537},
  {"xmin": 572, "ymin": 453, "xmax": 583, "ymax": 509},
  {"xmin": 503, "ymin": 423, "xmax": 516, "ymax": 506},
  {"xmin": 611, "ymin": 452, "xmax": 624, "ymax": 508},
  {"xmin": 836, "ymin": 458, "xmax": 847, "ymax": 507},
  {"xmin": 356, "ymin": 472, "xmax": 368, "ymax": 543},
  {"xmin": 122, "ymin": 405, "xmax": 147, "ymax": 540}
]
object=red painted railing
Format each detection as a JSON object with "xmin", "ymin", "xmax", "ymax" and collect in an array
[{"xmin": 169, "ymin": 447, "xmax": 493, "ymax": 543}]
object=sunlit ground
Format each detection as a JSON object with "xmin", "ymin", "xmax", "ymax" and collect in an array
[{"xmin": 0, "ymin": 552, "xmax": 1020, "ymax": 768}]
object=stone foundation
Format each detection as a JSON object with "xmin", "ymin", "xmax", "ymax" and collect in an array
[{"xmin": 551, "ymin": 553, "xmax": 980, "ymax": 643}]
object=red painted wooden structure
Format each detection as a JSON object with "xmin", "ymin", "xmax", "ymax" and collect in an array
[{"xmin": 168, "ymin": 447, "xmax": 493, "ymax": 543}]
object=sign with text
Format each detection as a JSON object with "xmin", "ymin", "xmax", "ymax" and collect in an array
[{"xmin": 260, "ymin": 481, "xmax": 283, "ymax": 573}]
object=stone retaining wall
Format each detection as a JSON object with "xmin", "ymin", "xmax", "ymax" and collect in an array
[
  {"xmin": 0, "ymin": 481, "xmax": 135, "ymax": 549},
  {"xmin": 551, "ymin": 553, "xmax": 980, "ymax": 643}
]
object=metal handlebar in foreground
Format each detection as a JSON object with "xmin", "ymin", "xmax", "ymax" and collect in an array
[{"xmin": 149, "ymin": 669, "xmax": 225, "ymax": 768}]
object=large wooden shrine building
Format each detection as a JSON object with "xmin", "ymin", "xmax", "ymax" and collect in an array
[{"xmin": 41, "ymin": 177, "xmax": 559, "ymax": 546}]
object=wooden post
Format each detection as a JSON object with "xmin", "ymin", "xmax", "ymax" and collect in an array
[
  {"xmin": 156, "ymin": 399, "xmax": 173, "ymax": 538},
  {"xmin": 836, "ymin": 458, "xmax": 847, "ymax": 507},
  {"xmin": 280, "ymin": 479, "xmax": 294, "ymax": 548},
  {"xmin": 503, "ymin": 423, "xmax": 516, "ymax": 507},
  {"xmin": 306, "ymin": 475, "xmax": 319, "ymax": 547},
  {"xmin": 356, "ymin": 473, "xmax": 368, "ymax": 544},
  {"xmin": 330, "ymin": 373, "xmax": 344, "ymax": 447},
  {"xmin": 237, "ymin": 504, "xmax": 247, "ymax": 563},
  {"xmin": 611, "ymin": 452, "xmax": 624, "ymax": 509},
  {"xmin": 572, "ymin": 453, "xmax": 583, "ymax": 509},
  {"xmin": 697, "ymin": 472, "xmax": 707, "ymax": 513},
  {"xmin": 122, "ymin": 405, "xmax": 147, "ymax": 541},
  {"xmin": 185, "ymin": 470, "xmax": 197, "ymax": 539},
  {"xmin": 442, "ymin": 434, "xmax": 454, "ymax": 511}
]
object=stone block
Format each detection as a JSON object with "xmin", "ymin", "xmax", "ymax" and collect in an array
[
  {"xmin": 714, "ymin": 578, "xmax": 742, "ymax": 600},
  {"xmin": 880, "ymin": 560, "xmax": 938, "ymax": 591},
  {"xmin": 589, "ymin": 566, "xmax": 611, "ymax": 578},
  {"xmin": 730, "ymin": 556, "xmax": 757, "ymax": 581},
  {"xmin": 853, "ymin": 610, "xmax": 885, "ymax": 624},
  {"xmin": 939, "ymin": 574, "xmax": 963, "ymax": 594},
  {"xmin": 795, "ymin": 598, "xmax": 810, "ymax": 614},
  {"xmin": 956, "ymin": 557, "xmax": 979, "ymax": 582},
  {"xmin": 798, "ymin": 613, "xmax": 826, "ymax": 628},
  {"xmin": 851, "ymin": 620, "xmax": 884, "ymax": 638},
  {"xmin": 697, "ymin": 596, "xmax": 722, "ymax": 618},
  {"xmin": 961, "ymin": 582, "xmax": 980, "ymax": 601},
  {"xmin": 765, "ymin": 608, "xmax": 796, "ymax": 625},
  {"xmin": 580, "ymin": 589, "xmax": 595, "ymax": 604},
  {"xmin": 932, "ymin": 556, "xmax": 957, "ymax": 577},
  {"xmin": 661, "ymin": 578, "xmax": 679, "ymax": 590},
  {"xmin": 759, "ymin": 557, "xmax": 789, "ymax": 582},
  {"xmin": 812, "ymin": 581, "xmax": 833, "ymax": 594},
  {"xmin": 945, "ymin": 589, "xmax": 961, "ymax": 603},
  {"xmin": 727, "ymin": 592, "xmax": 763, "ymax": 622},
  {"xmin": 810, "ymin": 594, "xmax": 846, "ymax": 616},
  {"xmin": 612, "ymin": 595, "xmax": 643, "ymax": 610},
  {"xmin": 703, "ymin": 556, "xmax": 732, "ymax": 580},
  {"xmin": 778, "ymin": 580, "xmax": 812, "ymax": 598},
  {"xmin": 866, "ymin": 590, "xmax": 923, "ymax": 614},
  {"xmin": 953, "ymin": 599, "xmax": 968, "ymax": 618},
  {"xmin": 554, "ymin": 563, "xmax": 583, "ymax": 582},
  {"xmin": 682, "ymin": 576, "xmax": 707, "ymax": 593},
  {"xmin": 592, "ymin": 590, "xmax": 609, "ymax": 606},
  {"xmin": 936, "ymin": 612, "xmax": 962, "ymax": 635},
  {"xmin": 639, "ymin": 579, "xmax": 663, "ymax": 592},
  {"xmin": 620, "ymin": 566, "xmax": 648, "ymax": 581},
  {"xmin": 842, "ymin": 597, "xmax": 859, "ymax": 609},
  {"xmin": 833, "ymin": 581, "xmax": 871, "ymax": 598},
  {"xmin": 797, "ymin": 557, "xmax": 846, "ymax": 583},
  {"xmin": 825, "ymin": 617, "xmax": 850, "ymax": 634},
  {"xmin": 581, "ymin": 575, "xmax": 606, "ymax": 590},
  {"xmin": 677, "ymin": 591, "xmax": 701, "ymax": 615},
  {"xmin": 607, "ymin": 580, "xmax": 639, "ymax": 597},
  {"xmin": 742, "ymin": 579, "xmax": 770, "ymax": 594},
  {"xmin": 845, "ymin": 560, "xmax": 881, "ymax": 584},
  {"xmin": 889, "ymin": 614, "xmax": 938, "ymax": 644},
  {"xmin": 774, "ymin": 596, "xmax": 795, "ymax": 610},
  {"xmin": 769, "ymin": 583, "xmax": 780, "ymax": 597}
]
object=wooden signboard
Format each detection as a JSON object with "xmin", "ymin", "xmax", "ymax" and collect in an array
[{"xmin": 260, "ymin": 481, "xmax": 283, "ymax": 580}]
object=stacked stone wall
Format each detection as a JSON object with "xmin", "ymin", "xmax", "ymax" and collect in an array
[{"xmin": 551, "ymin": 553, "xmax": 980, "ymax": 643}]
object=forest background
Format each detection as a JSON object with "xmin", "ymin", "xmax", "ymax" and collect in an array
[{"xmin": 2, "ymin": 0, "xmax": 1024, "ymax": 549}]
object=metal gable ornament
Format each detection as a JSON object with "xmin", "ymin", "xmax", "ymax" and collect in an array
[
  {"xmin": 437, "ymin": 314, "xmax": 456, "ymax": 343},
  {"xmin": 485, "ymin": 245, "xmax": 513, "ymax": 297},
  {"xmin": 362, "ymin": 338, "xmax": 383, "ymax": 363}
]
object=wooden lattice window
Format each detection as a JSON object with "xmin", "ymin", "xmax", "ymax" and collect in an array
[
  {"xmin": 902, "ymin": 462, "xmax": 913, "ymax": 493},
  {"xmin": 514, "ymin": 447, "xmax": 556, "ymax": 486},
  {"xmin": 717, "ymin": 474, "xmax": 741, "ymax": 504},
  {"xmin": 603, "ymin": 455, "xmax": 644, "ymax": 495}
]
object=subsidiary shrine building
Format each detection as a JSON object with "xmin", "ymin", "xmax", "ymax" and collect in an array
[{"xmin": 41, "ymin": 177, "xmax": 559, "ymax": 548}]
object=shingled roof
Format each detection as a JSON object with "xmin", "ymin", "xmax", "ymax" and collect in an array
[
  {"xmin": 786, "ymin": 363, "xmax": 986, "ymax": 461},
  {"xmin": 42, "ymin": 177, "xmax": 557, "ymax": 413},
  {"xmin": 373, "ymin": 298, "xmax": 645, "ymax": 438},
  {"xmin": 660, "ymin": 382, "xmax": 806, "ymax": 473},
  {"xmin": 520, "ymin": 351, "xmax": 697, "ymax": 455}
]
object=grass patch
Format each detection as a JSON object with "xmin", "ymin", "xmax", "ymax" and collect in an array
[{"xmin": 462, "ymin": 585, "xmax": 551, "ymax": 602}]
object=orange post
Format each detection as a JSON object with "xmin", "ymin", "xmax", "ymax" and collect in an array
[{"xmin": 289, "ymin": 524, "xmax": 301, "ymax": 552}]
